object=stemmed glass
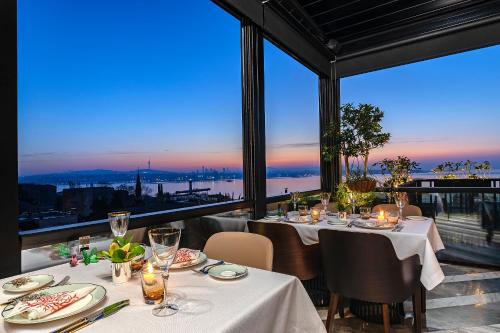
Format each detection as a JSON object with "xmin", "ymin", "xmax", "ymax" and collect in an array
[
  {"xmin": 320, "ymin": 192, "xmax": 331, "ymax": 214},
  {"xmin": 291, "ymin": 192, "xmax": 300, "ymax": 211},
  {"xmin": 348, "ymin": 192, "xmax": 356, "ymax": 215},
  {"xmin": 148, "ymin": 228, "xmax": 181, "ymax": 317},
  {"xmin": 394, "ymin": 192, "xmax": 408, "ymax": 222},
  {"xmin": 108, "ymin": 212, "xmax": 130, "ymax": 237}
]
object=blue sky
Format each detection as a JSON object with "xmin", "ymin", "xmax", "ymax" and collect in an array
[{"xmin": 18, "ymin": 0, "xmax": 500, "ymax": 176}]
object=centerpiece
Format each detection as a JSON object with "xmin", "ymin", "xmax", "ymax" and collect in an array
[
  {"xmin": 99, "ymin": 237, "xmax": 145, "ymax": 284},
  {"xmin": 323, "ymin": 103, "xmax": 390, "ymax": 193}
]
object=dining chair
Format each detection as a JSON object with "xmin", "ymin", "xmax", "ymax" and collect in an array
[
  {"xmin": 372, "ymin": 203, "xmax": 422, "ymax": 217},
  {"xmin": 318, "ymin": 229, "xmax": 422, "ymax": 333},
  {"xmin": 247, "ymin": 221, "xmax": 321, "ymax": 280},
  {"xmin": 203, "ymin": 232, "xmax": 273, "ymax": 271},
  {"xmin": 312, "ymin": 202, "xmax": 339, "ymax": 213}
]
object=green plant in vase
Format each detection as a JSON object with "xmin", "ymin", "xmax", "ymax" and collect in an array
[
  {"xmin": 99, "ymin": 237, "xmax": 145, "ymax": 284},
  {"xmin": 335, "ymin": 182, "xmax": 374, "ymax": 213}
]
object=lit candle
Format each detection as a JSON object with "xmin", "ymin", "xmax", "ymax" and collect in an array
[
  {"xmin": 377, "ymin": 210, "xmax": 385, "ymax": 222},
  {"xmin": 141, "ymin": 263, "xmax": 164, "ymax": 304},
  {"xmin": 311, "ymin": 208, "xmax": 321, "ymax": 223},
  {"xmin": 143, "ymin": 263, "xmax": 156, "ymax": 285}
]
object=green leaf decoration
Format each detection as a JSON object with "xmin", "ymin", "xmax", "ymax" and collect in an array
[
  {"xmin": 115, "ymin": 237, "xmax": 126, "ymax": 247},
  {"xmin": 111, "ymin": 249, "xmax": 127, "ymax": 263},
  {"xmin": 82, "ymin": 247, "xmax": 99, "ymax": 265}
]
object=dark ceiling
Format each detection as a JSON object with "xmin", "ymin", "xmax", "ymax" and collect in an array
[{"xmin": 270, "ymin": 0, "xmax": 500, "ymax": 57}]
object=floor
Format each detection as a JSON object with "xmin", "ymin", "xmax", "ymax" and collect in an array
[{"xmin": 318, "ymin": 263, "xmax": 500, "ymax": 332}]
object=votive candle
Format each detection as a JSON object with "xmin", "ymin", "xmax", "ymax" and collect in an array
[
  {"xmin": 141, "ymin": 263, "xmax": 164, "ymax": 305},
  {"xmin": 311, "ymin": 208, "xmax": 321, "ymax": 223}
]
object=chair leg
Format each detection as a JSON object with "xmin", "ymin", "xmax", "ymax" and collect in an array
[
  {"xmin": 338, "ymin": 296, "xmax": 345, "ymax": 318},
  {"xmin": 326, "ymin": 292, "xmax": 339, "ymax": 333},
  {"xmin": 382, "ymin": 303, "xmax": 391, "ymax": 333},
  {"xmin": 412, "ymin": 290, "xmax": 422, "ymax": 333},
  {"xmin": 421, "ymin": 284, "xmax": 426, "ymax": 313}
]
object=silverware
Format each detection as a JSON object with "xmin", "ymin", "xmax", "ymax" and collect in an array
[
  {"xmin": 191, "ymin": 260, "xmax": 225, "ymax": 274},
  {"xmin": 51, "ymin": 299, "xmax": 130, "ymax": 333},
  {"xmin": 3, "ymin": 275, "xmax": 71, "ymax": 305},
  {"xmin": 391, "ymin": 225, "xmax": 404, "ymax": 232},
  {"xmin": 346, "ymin": 221, "xmax": 353, "ymax": 228}
]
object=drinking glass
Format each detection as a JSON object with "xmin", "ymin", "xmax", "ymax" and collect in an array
[
  {"xmin": 394, "ymin": 192, "xmax": 408, "ymax": 221},
  {"xmin": 148, "ymin": 228, "xmax": 181, "ymax": 317},
  {"xmin": 108, "ymin": 212, "xmax": 130, "ymax": 237},
  {"xmin": 291, "ymin": 192, "xmax": 300, "ymax": 211},
  {"xmin": 348, "ymin": 192, "xmax": 356, "ymax": 215},
  {"xmin": 360, "ymin": 207, "xmax": 371, "ymax": 220},
  {"xmin": 320, "ymin": 192, "xmax": 331, "ymax": 213}
]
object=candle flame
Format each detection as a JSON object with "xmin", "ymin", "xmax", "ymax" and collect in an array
[
  {"xmin": 379, "ymin": 211, "xmax": 384, "ymax": 217},
  {"xmin": 147, "ymin": 262, "xmax": 153, "ymax": 273}
]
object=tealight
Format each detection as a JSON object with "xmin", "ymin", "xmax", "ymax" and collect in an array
[
  {"xmin": 141, "ymin": 263, "xmax": 164, "ymax": 304},
  {"xmin": 311, "ymin": 208, "xmax": 321, "ymax": 223}
]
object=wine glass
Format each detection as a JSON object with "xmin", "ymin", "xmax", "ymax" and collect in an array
[
  {"xmin": 148, "ymin": 228, "xmax": 181, "ymax": 317},
  {"xmin": 348, "ymin": 192, "xmax": 356, "ymax": 215},
  {"xmin": 394, "ymin": 192, "xmax": 408, "ymax": 222},
  {"xmin": 320, "ymin": 192, "xmax": 331, "ymax": 214},
  {"xmin": 291, "ymin": 192, "xmax": 300, "ymax": 211},
  {"xmin": 108, "ymin": 212, "xmax": 130, "ymax": 237}
]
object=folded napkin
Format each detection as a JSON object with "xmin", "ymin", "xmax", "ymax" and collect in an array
[
  {"xmin": 173, "ymin": 248, "xmax": 200, "ymax": 264},
  {"xmin": 5, "ymin": 286, "xmax": 96, "ymax": 320}
]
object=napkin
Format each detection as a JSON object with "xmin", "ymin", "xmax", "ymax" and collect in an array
[
  {"xmin": 4, "ymin": 286, "xmax": 96, "ymax": 320},
  {"xmin": 173, "ymin": 248, "xmax": 200, "ymax": 264}
]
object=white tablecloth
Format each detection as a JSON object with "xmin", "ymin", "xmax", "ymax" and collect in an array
[
  {"xmin": 259, "ymin": 217, "xmax": 445, "ymax": 290},
  {"xmin": 1, "ymin": 260, "xmax": 325, "ymax": 333}
]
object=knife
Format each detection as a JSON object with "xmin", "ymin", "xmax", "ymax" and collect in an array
[{"xmin": 51, "ymin": 299, "xmax": 130, "ymax": 333}]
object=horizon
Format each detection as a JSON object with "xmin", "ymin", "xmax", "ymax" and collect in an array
[{"xmin": 18, "ymin": 1, "xmax": 500, "ymax": 177}]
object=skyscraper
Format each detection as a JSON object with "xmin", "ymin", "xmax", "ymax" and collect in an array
[{"xmin": 135, "ymin": 169, "xmax": 142, "ymax": 200}]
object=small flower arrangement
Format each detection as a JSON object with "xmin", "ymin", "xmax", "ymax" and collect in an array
[{"xmin": 99, "ymin": 237, "xmax": 145, "ymax": 263}]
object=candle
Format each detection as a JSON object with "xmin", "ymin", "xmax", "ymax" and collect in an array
[
  {"xmin": 311, "ymin": 208, "xmax": 321, "ymax": 223},
  {"xmin": 141, "ymin": 263, "xmax": 164, "ymax": 304},
  {"xmin": 377, "ymin": 211, "xmax": 386, "ymax": 224}
]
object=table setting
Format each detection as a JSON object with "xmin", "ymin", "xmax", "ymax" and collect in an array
[
  {"xmin": 260, "ymin": 193, "xmax": 445, "ymax": 290},
  {"xmin": 1, "ymin": 211, "xmax": 325, "ymax": 333}
]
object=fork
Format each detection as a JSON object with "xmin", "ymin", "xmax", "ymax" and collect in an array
[
  {"xmin": 191, "ymin": 261, "xmax": 224, "ymax": 274},
  {"xmin": 4, "ymin": 275, "xmax": 71, "ymax": 305}
]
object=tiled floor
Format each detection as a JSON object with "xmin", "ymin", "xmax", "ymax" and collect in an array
[{"xmin": 319, "ymin": 263, "xmax": 500, "ymax": 332}]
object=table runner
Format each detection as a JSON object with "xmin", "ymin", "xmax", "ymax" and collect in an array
[
  {"xmin": 1, "ymin": 260, "xmax": 325, "ymax": 333},
  {"xmin": 258, "ymin": 217, "xmax": 445, "ymax": 290}
]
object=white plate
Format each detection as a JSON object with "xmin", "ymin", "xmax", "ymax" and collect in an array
[
  {"xmin": 352, "ymin": 219, "xmax": 394, "ymax": 230},
  {"xmin": 287, "ymin": 215, "xmax": 311, "ymax": 224},
  {"xmin": 2, "ymin": 274, "xmax": 54, "ymax": 293},
  {"xmin": 208, "ymin": 264, "xmax": 248, "ymax": 280},
  {"xmin": 170, "ymin": 252, "xmax": 208, "ymax": 270},
  {"xmin": 406, "ymin": 216, "xmax": 426, "ymax": 221},
  {"xmin": 2, "ymin": 283, "xmax": 106, "ymax": 324}
]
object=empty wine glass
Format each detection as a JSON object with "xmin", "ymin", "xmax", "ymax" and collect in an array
[
  {"xmin": 108, "ymin": 212, "xmax": 130, "ymax": 237},
  {"xmin": 148, "ymin": 228, "xmax": 181, "ymax": 317},
  {"xmin": 348, "ymin": 192, "xmax": 356, "ymax": 215},
  {"xmin": 291, "ymin": 192, "xmax": 300, "ymax": 211},
  {"xmin": 394, "ymin": 192, "xmax": 408, "ymax": 221},
  {"xmin": 320, "ymin": 192, "xmax": 331, "ymax": 214}
]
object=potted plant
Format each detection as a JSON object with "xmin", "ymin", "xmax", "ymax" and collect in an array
[
  {"xmin": 374, "ymin": 155, "xmax": 420, "ymax": 188},
  {"xmin": 99, "ymin": 236, "xmax": 145, "ymax": 284},
  {"xmin": 323, "ymin": 103, "xmax": 390, "ymax": 193}
]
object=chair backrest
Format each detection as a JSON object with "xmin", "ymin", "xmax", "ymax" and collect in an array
[
  {"xmin": 372, "ymin": 203, "xmax": 422, "ymax": 217},
  {"xmin": 312, "ymin": 202, "xmax": 338, "ymax": 213},
  {"xmin": 318, "ymin": 229, "xmax": 421, "ymax": 303},
  {"xmin": 247, "ymin": 221, "xmax": 321, "ymax": 280},
  {"xmin": 203, "ymin": 232, "xmax": 273, "ymax": 271}
]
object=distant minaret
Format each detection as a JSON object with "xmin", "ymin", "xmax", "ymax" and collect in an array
[
  {"xmin": 135, "ymin": 169, "xmax": 142, "ymax": 200},
  {"xmin": 148, "ymin": 158, "xmax": 151, "ymax": 170}
]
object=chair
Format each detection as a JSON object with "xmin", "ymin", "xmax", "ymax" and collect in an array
[
  {"xmin": 203, "ymin": 232, "xmax": 273, "ymax": 271},
  {"xmin": 318, "ymin": 230, "xmax": 422, "ymax": 333},
  {"xmin": 247, "ymin": 221, "xmax": 320, "ymax": 280},
  {"xmin": 372, "ymin": 203, "xmax": 422, "ymax": 217},
  {"xmin": 312, "ymin": 202, "xmax": 338, "ymax": 213}
]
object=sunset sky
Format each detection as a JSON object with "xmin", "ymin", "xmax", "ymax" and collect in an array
[{"xmin": 18, "ymin": 1, "xmax": 500, "ymax": 176}]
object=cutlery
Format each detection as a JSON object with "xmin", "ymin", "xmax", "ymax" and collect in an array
[
  {"xmin": 51, "ymin": 299, "xmax": 130, "ymax": 333},
  {"xmin": 3, "ymin": 275, "xmax": 71, "ymax": 305},
  {"xmin": 346, "ymin": 221, "xmax": 353, "ymax": 228},
  {"xmin": 192, "ymin": 260, "xmax": 224, "ymax": 274}
]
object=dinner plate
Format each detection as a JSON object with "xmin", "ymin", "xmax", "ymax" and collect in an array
[
  {"xmin": 352, "ymin": 219, "xmax": 394, "ymax": 230},
  {"xmin": 287, "ymin": 215, "xmax": 311, "ymax": 224},
  {"xmin": 2, "ymin": 283, "xmax": 106, "ymax": 324},
  {"xmin": 325, "ymin": 217, "xmax": 346, "ymax": 225},
  {"xmin": 2, "ymin": 274, "xmax": 54, "ymax": 293},
  {"xmin": 208, "ymin": 264, "xmax": 248, "ymax": 280},
  {"xmin": 170, "ymin": 252, "xmax": 208, "ymax": 269},
  {"xmin": 406, "ymin": 216, "xmax": 426, "ymax": 221}
]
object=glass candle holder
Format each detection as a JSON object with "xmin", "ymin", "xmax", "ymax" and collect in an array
[
  {"xmin": 360, "ymin": 207, "xmax": 371, "ymax": 220},
  {"xmin": 311, "ymin": 208, "xmax": 321, "ymax": 223},
  {"xmin": 338, "ymin": 211, "xmax": 348, "ymax": 221},
  {"xmin": 298, "ymin": 205, "xmax": 308, "ymax": 217},
  {"xmin": 376, "ymin": 210, "xmax": 386, "ymax": 226},
  {"xmin": 141, "ymin": 263, "xmax": 164, "ymax": 305}
]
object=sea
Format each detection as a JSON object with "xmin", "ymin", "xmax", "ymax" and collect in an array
[{"xmin": 54, "ymin": 169, "xmax": 500, "ymax": 198}]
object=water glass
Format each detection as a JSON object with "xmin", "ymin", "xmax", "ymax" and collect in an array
[
  {"xmin": 387, "ymin": 211, "xmax": 399, "ymax": 225},
  {"xmin": 148, "ymin": 228, "xmax": 181, "ymax": 316},
  {"xmin": 320, "ymin": 192, "xmax": 331, "ymax": 213},
  {"xmin": 291, "ymin": 192, "xmax": 300, "ymax": 211},
  {"xmin": 108, "ymin": 211, "xmax": 130, "ymax": 237},
  {"xmin": 360, "ymin": 207, "xmax": 371, "ymax": 220}
]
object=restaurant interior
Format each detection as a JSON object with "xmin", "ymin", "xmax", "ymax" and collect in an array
[{"xmin": 2, "ymin": 0, "xmax": 500, "ymax": 332}]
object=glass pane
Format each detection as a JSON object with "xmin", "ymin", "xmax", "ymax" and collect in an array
[
  {"xmin": 264, "ymin": 40, "xmax": 320, "ymax": 197},
  {"xmin": 18, "ymin": 1, "xmax": 242, "ymax": 231}
]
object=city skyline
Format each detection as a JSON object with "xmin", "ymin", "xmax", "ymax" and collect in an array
[{"xmin": 18, "ymin": 1, "xmax": 500, "ymax": 177}]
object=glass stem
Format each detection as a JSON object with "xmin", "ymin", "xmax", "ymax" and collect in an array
[
  {"xmin": 161, "ymin": 271, "xmax": 169, "ymax": 306},
  {"xmin": 399, "ymin": 208, "xmax": 403, "ymax": 221}
]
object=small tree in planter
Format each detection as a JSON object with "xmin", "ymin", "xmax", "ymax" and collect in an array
[
  {"xmin": 374, "ymin": 155, "xmax": 420, "ymax": 188},
  {"xmin": 323, "ymin": 103, "xmax": 390, "ymax": 193}
]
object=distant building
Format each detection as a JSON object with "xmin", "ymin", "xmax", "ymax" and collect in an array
[
  {"xmin": 18, "ymin": 184, "xmax": 57, "ymax": 213},
  {"xmin": 62, "ymin": 187, "xmax": 115, "ymax": 218},
  {"xmin": 135, "ymin": 170, "xmax": 142, "ymax": 200}
]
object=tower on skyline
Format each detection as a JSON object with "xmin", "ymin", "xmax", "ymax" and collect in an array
[{"xmin": 148, "ymin": 158, "xmax": 151, "ymax": 170}]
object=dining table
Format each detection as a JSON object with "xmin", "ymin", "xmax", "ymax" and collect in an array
[
  {"xmin": 258, "ymin": 215, "xmax": 445, "ymax": 291},
  {"xmin": 1, "ymin": 257, "xmax": 326, "ymax": 333}
]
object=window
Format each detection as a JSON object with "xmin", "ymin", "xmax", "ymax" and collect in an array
[
  {"xmin": 18, "ymin": 1, "xmax": 242, "ymax": 230},
  {"xmin": 264, "ymin": 40, "xmax": 320, "ymax": 196}
]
